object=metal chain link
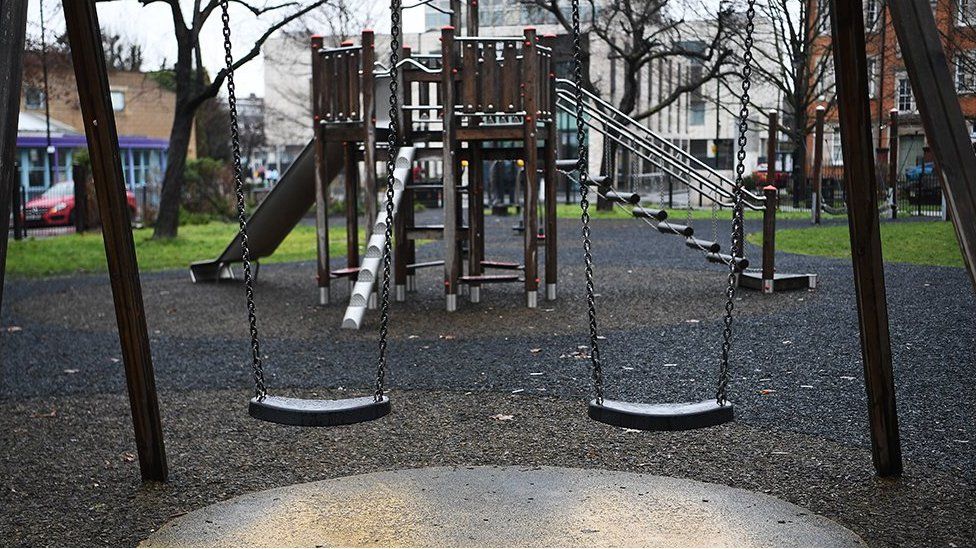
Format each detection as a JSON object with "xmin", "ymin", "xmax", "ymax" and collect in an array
[
  {"xmin": 570, "ymin": 0, "xmax": 604, "ymax": 404},
  {"xmin": 717, "ymin": 0, "xmax": 757, "ymax": 406},
  {"xmin": 376, "ymin": 0, "xmax": 403, "ymax": 400},
  {"xmin": 220, "ymin": 0, "xmax": 266, "ymax": 400}
]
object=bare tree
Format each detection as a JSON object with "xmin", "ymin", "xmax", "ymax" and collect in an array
[
  {"xmin": 102, "ymin": 31, "xmax": 145, "ymax": 71},
  {"xmin": 727, "ymin": 0, "xmax": 837, "ymax": 194},
  {"xmin": 108, "ymin": 0, "xmax": 339, "ymax": 239}
]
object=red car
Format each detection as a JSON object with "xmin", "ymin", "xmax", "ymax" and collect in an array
[{"xmin": 23, "ymin": 181, "xmax": 137, "ymax": 227}]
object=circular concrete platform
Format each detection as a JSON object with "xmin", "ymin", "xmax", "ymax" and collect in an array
[{"xmin": 143, "ymin": 466, "xmax": 862, "ymax": 547}]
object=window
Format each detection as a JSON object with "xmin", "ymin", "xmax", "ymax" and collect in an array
[
  {"xmin": 829, "ymin": 132, "xmax": 844, "ymax": 166},
  {"xmin": 896, "ymin": 74, "xmax": 916, "ymax": 112},
  {"xmin": 110, "ymin": 90, "xmax": 125, "ymax": 112},
  {"xmin": 24, "ymin": 86, "xmax": 45, "ymax": 110},
  {"xmin": 867, "ymin": 57, "xmax": 878, "ymax": 97},
  {"xmin": 956, "ymin": 51, "xmax": 976, "ymax": 93},
  {"xmin": 687, "ymin": 61, "xmax": 706, "ymax": 126},
  {"xmin": 865, "ymin": 0, "xmax": 880, "ymax": 30}
]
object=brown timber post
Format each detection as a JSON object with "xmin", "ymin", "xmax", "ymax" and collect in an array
[
  {"xmin": 523, "ymin": 28, "xmax": 540, "ymax": 309},
  {"xmin": 62, "ymin": 0, "xmax": 167, "ymax": 481},
  {"xmin": 888, "ymin": 0, "xmax": 976, "ymax": 289},
  {"xmin": 888, "ymin": 109, "xmax": 899, "ymax": 220},
  {"xmin": 312, "ymin": 37, "xmax": 332, "ymax": 305},
  {"xmin": 828, "ymin": 0, "xmax": 903, "ymax": 477},
  {"xmin": 543, "ymin": 34, "xmax": 559, "ymax": 301},
  {"xmin": 812, "ymin": 106, "xmax": 825, "ymax": 225},
  {"xmin": 0, "ymin": 0, "xmax": 29, "ymax": 313},
  {"xmin": 344, "ymin": 142, "xmax": 359, "ymax": 269},
  {"xmin": 761, "ymin": 112, "xmax": 778, "ymax": 292},
  {"xmin": 441, "ymin": 26, "xmax": 461, "ymax": 311},
  {"xmin": 466, "ymin": 0, "xmax": 485, "ymax": 303},
  {"xmin": 362, "ymin": 30, "xmax": 378, "ymax": 236}
]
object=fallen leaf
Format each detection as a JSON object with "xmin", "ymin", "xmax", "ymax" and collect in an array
[
  {"xmin": 529, "ymin": 348, "xmax": 542, "ymax": 354},
  {"xmin": 759, "ymin": 389, "xmax": 776, "ymax": 395},
  {"xmin": 491, "ymin": 414, "xmax": 514, "ymax": 422},
  {"xmin": 529, "ymin": 372, "xmax": 544, "ymax": 376},
  {"xmin": 121, "ymin": 452, "xmax": 137, "ymax": 463},
  {"xmin": 6, "ymin": 326, "xmax": 22, "ymax": 333},
  {"xmin": 31, "ymin": 409, "xmax": 57, "ymax": 418},
  {"xmin": 63, "ymin": 369, "xmax": 79, "ymax": 374}
]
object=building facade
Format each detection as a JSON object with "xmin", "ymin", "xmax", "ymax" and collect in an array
[
  {"xmin": 812, "ymin": 0, "xmax": 976, "ymax": 177},
  {"xmin": 17, "ymin": 58, "xmax": 185, "ymax": 200}
]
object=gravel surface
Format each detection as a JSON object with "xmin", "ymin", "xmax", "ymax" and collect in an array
[{"xmin": 1, "ymin": 212, "xmax": 974, "ymax": 546}]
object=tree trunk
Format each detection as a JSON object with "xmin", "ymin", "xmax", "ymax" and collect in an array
[{"xmin": 153, "ymin": 105, "xmax": 195, "ymax": 239}]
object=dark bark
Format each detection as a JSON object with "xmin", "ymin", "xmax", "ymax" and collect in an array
[{"xmin": 154, "ymin": 102, "xmax": 196, "ymax": 238}]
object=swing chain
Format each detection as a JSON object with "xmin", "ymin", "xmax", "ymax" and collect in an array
[
  {"xmin": 221, "ymin": 0, "xmax": 266, "ymax": 400},
  {"xmin": 376, "ymin": 0, "xmax": 403, "ymax": 400},
  {"xmin": 571, "ymin": 0, "xmax": 604, "ymax": 404},
  {"xmin": 717, "ymin": 0, "xmax": 757, "ymax": 406}
]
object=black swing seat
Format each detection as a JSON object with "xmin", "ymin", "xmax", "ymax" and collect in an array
[
  {"xmin": 588, "ymin": 398, "xmax": 733, "ymax": 431},
  {"xmin": 249, "ymin": 395, "xmax": 391, "ymax": 427}
]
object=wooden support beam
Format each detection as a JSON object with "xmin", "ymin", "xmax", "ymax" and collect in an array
[
  {"xmin": 362, "ymin": 30, "xmax": 378, "ymax": 234},
  {"xmin": 344, "ymin": 142, "xmax": 359, "ymax": 268},
  {"xmin": 441, "ymin": 27, "xmax": 461, "ymax": 311},
  {"xmin": 62, "ymin": 0, "xmax": 167, "ymax": 482},
  {"xmin": 0, "ymin": 0, "xmax": 29, "ymax": 314},
  {"xmin": 761, "ymin": 185, "xmax": 777, "ymax": 292},
  {"xmin": 312, "ymin": 35, "xmax": 332, "ymax": 304},
  {"xmin": 828, "ymin": 0, "xmax": 902, "ymax": 477},
  {"xmin": 523, "ymin": 28, "xmax": 540, "ymax": 309},
  {"xmin": 812, "ymin": 106, "xmax": 825, "ymax": 225},
  {"xmin": 888, "ymin": 0, "xmax": 976, "ymax": 287}
]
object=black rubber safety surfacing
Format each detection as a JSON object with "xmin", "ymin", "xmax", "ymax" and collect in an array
[
  {"xmin": 588, "ymin": 399, "xmax": 733, "ymax": 431},
  {"xmin": 249, "ymin": 395, "xmax": 391, "ymax": 427}
]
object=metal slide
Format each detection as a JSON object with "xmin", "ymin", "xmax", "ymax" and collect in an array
[
  {"xmin": 189, "ymin": 140, "xmax": 341, "ymax": 282},
  {"xmin": 341, "ymin": 146, "xmax": 416, "ymax": 330}
]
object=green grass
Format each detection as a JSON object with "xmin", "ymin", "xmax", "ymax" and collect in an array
[
  {"xmin": 6, "ymin": 222, "xmax": 357, "ymax": 278},
  {"xmin": 748, "ymin": 221, "xmax": 963, "ymax": 268}
]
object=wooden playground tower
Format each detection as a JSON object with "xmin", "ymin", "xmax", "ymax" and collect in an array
[{"xmin": 311, "ymin": 1, "xmax": 559, "ymax": 312}]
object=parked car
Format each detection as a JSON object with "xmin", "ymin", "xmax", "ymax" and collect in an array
[
  {"xmin": 752, "ymin": 163, "xmax": 791, "ymax": 188},
  {"xmin": 904, "ymin": 162, "xmax": 934, "ymax": 182},
  {"xmin": 22, "ymin": 181, "xmax": 137, "ymax": 227}
]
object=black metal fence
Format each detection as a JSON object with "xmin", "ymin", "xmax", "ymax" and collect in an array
[
  {"xmin": 9, "ymin": 163, "xmax": 161, "ymax": 239},
  {"xmin": 773, "ymin": 170, "xmax": 945, "ymax": 218}
]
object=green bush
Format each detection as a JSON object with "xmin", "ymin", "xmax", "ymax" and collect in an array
[{"xmin": 182, "ymin": 157, "xmax": 235, "ymax": 218}]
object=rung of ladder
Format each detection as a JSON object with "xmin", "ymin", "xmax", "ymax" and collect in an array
[
  {"xmin": 605, "ymin": 190, "xmax": 641, "ymax": 205},
  {"xmin": 706, "ymin": 253, "xmax": 749, "ymax": 272},
  {"xmin": 685, "ymin": 238, "xmax": 721, "ymax": 253},
  {"xmin": 657, "ymin": 221, "xmax": 694, "ymax": 237},
  {"xmin": 481, "ymin": 260, "xmax": 523, "ymax": 271},
  {"xmin": 459, "ymin": 274, "xmax": 521, "ymax": 284},
  {"xmin": 330, "ymin": 267, "xmax": 360, "ymax": 279},
  {"xmin": 407, "ymin": 260, "xmax": 444, "ymax": 270},
  {"xmin": 633, "ymin": 208, "xmax": 668, "ymax": 221}
]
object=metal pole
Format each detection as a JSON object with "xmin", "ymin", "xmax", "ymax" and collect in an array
[
  {"xmin": 828, "ymin": 0, "xmax": 902, "ymax": 477},
  {"xmin": 0, "ymin": 0, "xmax": 30, "ymax": 313},
  {"xmin": 62, "ymin": 0, "xmax": 168, "ymax": 482}
]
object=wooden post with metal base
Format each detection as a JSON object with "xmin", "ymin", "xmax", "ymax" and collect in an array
[
  {"xmin": 812, "ymin": 106, "xmax": 825, "ymax": 225},
  {"xmin": 888, "ymin": 110, "xmax": 899, "ymax": 220},
  {"xmin": 63, "ymin": 0, "xmax": 168, "ymax": 481},
  {"xmin": 829, "ymin": 0, "xmax": 902, "ymax": 477}
]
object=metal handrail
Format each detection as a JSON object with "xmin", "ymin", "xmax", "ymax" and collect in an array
[
  {"xmin": 556, "ymin": 90, "xmax": 739, "ymax": 203},
  {"xmin": 557, "ymin": 98, "xmax": 761, "ymax": 211},
  {"xmin": 555, "ymin": 77, "xmax": 766, "ymax": 203},
  {"xmin": 555, "ymin": 93, "xmax": 763, "ymax": 210}
]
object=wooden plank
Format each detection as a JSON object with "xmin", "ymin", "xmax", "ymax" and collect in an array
[
  {"xmin": 62, "ymin": 0, "xmax": 167, "ymax": 482},
  {"xmin": 312, "ymin": 36, "xmax": 331, "ymax": 301},
  {"xmin": 481, "ymin": 42, "xmax": 500, "ymax": 113},
  {"xmin": 0, "ymin": 0, "xmax": 29, "ymax": 314},
  {"xmin": 461, "ymin": 41, "xmax": 479, "ymax": 114},
  {"xmin": 336, "ymin": 50, "xmax": 349, "ymax": 120},
  {"xmin": 348, "ymin": 50, "xmax": 361, "ymax": 120},
  {"xmin": 468, "ymin": 147, "xmax": 485, "ymax": 292},
  {"xmin": 322, "ymin": 53, "xmax": 335, "ymax": 121},
  {"xmin": 500, "ymin": 41, "xmax": 519, "ymax": 112},
  {"xmin": 828, "ymin": 0, "xmax": 902, "ymax": 477},
  {"xmin": 888, "ymin": 0, "xmax": 976, "ymax": 289}
]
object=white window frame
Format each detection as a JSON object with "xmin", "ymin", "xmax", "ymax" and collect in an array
[
  {"xmin": 896, "ymin": 73, "xmax": 916, "ymax": 113},
  {"xmin": 110, "ymin": 89, "xmax": 126, "ymax": 112}
]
